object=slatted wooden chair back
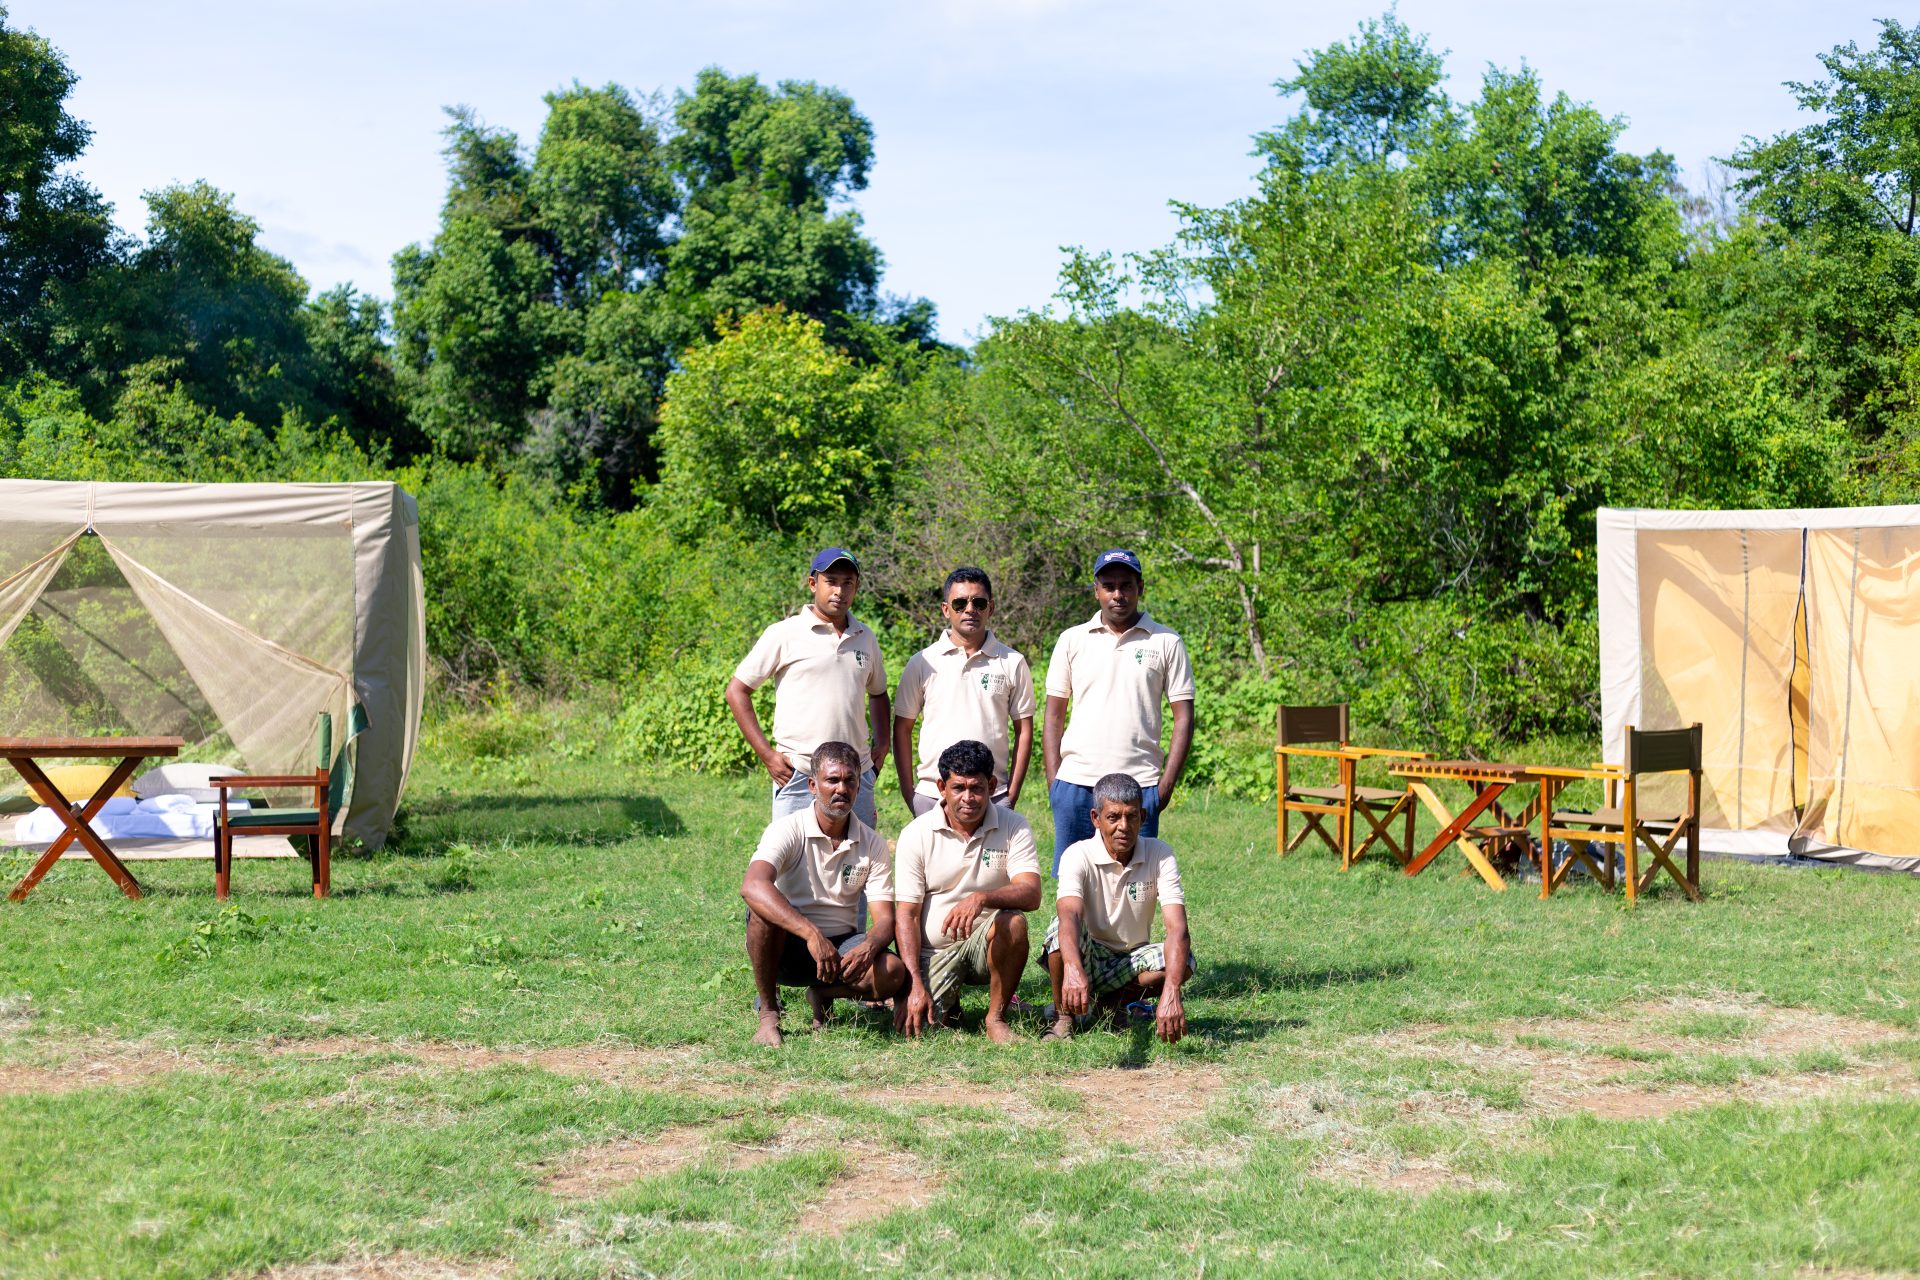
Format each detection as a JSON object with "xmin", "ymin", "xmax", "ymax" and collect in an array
[
  {"xmin": 1275, "ymin": 703, "xmax": 1420, "ymax": 871},
  {"xmin": 1278, "ymin": 704, "xmax": 1348, "ymax": 748}
]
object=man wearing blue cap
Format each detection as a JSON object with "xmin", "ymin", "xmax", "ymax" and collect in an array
[
  {"xmin": 1042, "ymin": 549, "xmax": 1196, "ymax": 874},
  {"xmin": 727, "ymin": 547, "xmax": 890, "ymax": 827}
]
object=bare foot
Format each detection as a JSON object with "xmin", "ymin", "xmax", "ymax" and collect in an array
[
  {"xmin": 807, "ymin": 987, "xmax": 833, "ymax": 1030},
  {"xmin": 751, "ymin": 1012, "xmax": 783, "ymax": 1047},
  {"xmin": 983, "ymin": 1014, "xmax": 1016, "ymax": 1044}
]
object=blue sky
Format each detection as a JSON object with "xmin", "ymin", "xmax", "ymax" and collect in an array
[{"xmin": 14, "ymin": 0, "xmax": 1893, "ymax": 344}]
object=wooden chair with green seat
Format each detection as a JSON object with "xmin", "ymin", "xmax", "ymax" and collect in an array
[
  {"xmin": 210, "ymin": 711, "xmax": 349, "ymax": 900},
  {"xmin": 1543, "ymin": 723, "xmax": 1703, "ymax": 902},
  {"xmin": 1276, "ymin": 704, "xmax": 1428, "ymax": 869}
]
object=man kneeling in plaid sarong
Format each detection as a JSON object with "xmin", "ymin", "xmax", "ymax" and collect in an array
[{"xmin": 1043, "ymin": 772, "xmax": 1194, "ymax": 1043}]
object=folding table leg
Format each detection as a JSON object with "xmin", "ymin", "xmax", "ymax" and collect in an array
[{"xmin": 7, "ymin": 756, "xmax": 145, "ymax": 902}]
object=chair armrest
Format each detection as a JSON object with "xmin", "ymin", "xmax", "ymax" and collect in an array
[
  {"xmin": 210, "ymin": 774, "xmax": 325, "ymax": 788},
  {"xmin": 1275, "ymin": 745, "xmax": 1353, "ymax": 759},
  {"xmin": 1344, "ymin": 747, "xmax": 1430, "ymax": 760},
  {"xmin": 1529, "ymin": 765, "xmax": 1626, "ymax": 781}
]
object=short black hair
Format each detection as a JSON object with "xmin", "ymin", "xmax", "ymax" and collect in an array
[
  {"xmin": 937, "ymin": 739, "xmax": 996, "ymax": 783},
  {"xmin": 943, "ymin": 566, "xmax": 992, "ymax": 600},
  {"xmin": 1092, "ymin": 772, "xmax": 1144, "ymax": 812},
  {"xmin": 813, "ymin": 741, "xmax": 862, "ymax": 778}
]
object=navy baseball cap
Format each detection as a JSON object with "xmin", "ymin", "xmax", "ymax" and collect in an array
[
  {"xmin": 809, "ymin": 546, "xmax": 859, "ymax": 574},
  {"xmin": 1092, "ymin": 548, "xmax": 1143, "ymax": 577}
]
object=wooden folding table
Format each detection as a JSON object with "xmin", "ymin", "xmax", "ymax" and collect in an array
[
  {"xmin": 1388, "ymin": 759, "xmax": 1553, "ymax": 892},
  {"xmin": 4, "ymin": 736, "xmax": 185, "ymax": 902}
]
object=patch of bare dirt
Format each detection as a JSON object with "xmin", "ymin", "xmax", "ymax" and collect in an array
[
  {"xmin": 0, "ymin": 1040, "xmax": 204, "ymax": 1096},
  {"xmin": 1310, "ymin": 1149, "xmax": 1489, "ymax": 1195},
  {"xmin": 543, "ymin": 1123, "xmax": 714, "ymax": 1198},
  {"xmin": 262, "ymin": 1036, "xmax": 750, "ymax": 1098},
  {"xmin": 1051, "ymin": 1065, "xmax": 1228, "ymax": 1142},
  {"xmin": 804, "ymin": 1143, "xmax": 943, "ymax": 1236},
  {"xmin": 1795, "ymin": 1268, "xmax": 1920, "ymax": 1280},
  {"xmin": 864, "ymin": 1082, "xmax": 1011, "ymax": 1109},
  {"xmin": 1352, "ymin": 997, "xmax": 1918, "ymax": 1123},
  {"xmin": 255, "ymin": 1252, "xmax": 511, "ymax": 1279}
]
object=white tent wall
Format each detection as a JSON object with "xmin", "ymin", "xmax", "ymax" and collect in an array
[
  {"xmin": 0, "ymin": 480, "xmax": 425, "ymax": 849},
  {"xmin": 1598, "ymin": 505, "xmax": 1920, "ymax": 872}
]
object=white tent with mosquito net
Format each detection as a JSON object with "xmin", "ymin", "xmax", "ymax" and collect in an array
[
  {"xmin": 1598, "ymin": 504, "xmax": 1920, "ymax": 874},
  {"xmin": 0, "ymin": 479, "xmax": 424, "ymax": 849}
]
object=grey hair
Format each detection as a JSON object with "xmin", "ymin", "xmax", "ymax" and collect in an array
[{"xmin": 1092, "ymin": 772, "xmax": 1144, "ymax": 811}]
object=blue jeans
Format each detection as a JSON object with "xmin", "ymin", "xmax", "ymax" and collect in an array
[
  {"xmin": 1049, "ymin": 778, "xmax": 1159, "ymax": 874},
  {"xmin": 772, "ymin": 765, "xmax": 879, "ymax": 830}
]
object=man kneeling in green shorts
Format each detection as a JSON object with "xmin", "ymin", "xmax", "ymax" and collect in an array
[
  {"xmin": 894, "ymin": 739, "xmax": 1042, "ymax": 1043},
  {"xmin": 1044, "ymin": 772, "xmax": 1193, "ymax": 1044}
]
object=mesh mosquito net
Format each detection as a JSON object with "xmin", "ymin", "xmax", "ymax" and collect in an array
[{"xmin": 0, "ymin": 480, "xmax": 423, "ymax": 848}]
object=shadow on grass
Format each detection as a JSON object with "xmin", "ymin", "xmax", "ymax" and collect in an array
[
  {"xmin": 390, "ymin": 793, "xmax": 686, "ymax": 852},
  {"xmin": 1197, "ymin": 958, "xmax": 1414, "ymax": 998}
]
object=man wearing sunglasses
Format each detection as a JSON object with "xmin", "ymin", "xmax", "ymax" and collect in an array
[{"xmin": 892, "ymin": 567, "xmax": 1036, "ymax": 818}]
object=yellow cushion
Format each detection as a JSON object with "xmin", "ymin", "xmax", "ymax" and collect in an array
[{"xmin": 35, "ymin": 764, "xmax": 136, "ymax": 800}]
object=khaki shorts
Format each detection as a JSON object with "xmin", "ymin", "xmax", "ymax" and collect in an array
[{"xmin": 1041, "ymin": 915, "xmax": 1195, "ymax": 1000}]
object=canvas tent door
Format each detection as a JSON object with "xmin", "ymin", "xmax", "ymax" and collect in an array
[
  {"xmin": 0, "ymin": 481, "xmax": 424, "ymax": 849},
  {"xmin": 1598, "ymin": 505, "xmax": 1920, "ymax": 873}
]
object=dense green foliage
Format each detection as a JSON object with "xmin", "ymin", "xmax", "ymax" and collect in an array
[{"xmin": 4, "ymin": 10, "xmax": 1920, "ymax": 791}]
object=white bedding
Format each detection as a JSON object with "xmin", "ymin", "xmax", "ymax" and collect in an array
[{"xmin": 13, "ymin": 794, "xmax": 252, "ymax": 844}]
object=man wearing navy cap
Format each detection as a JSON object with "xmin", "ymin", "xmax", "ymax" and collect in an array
[
  {"xmin": 727, "ymin": 547, "xmax": 890, "ymax": 827},
  {"xmin": 1042, "ymin": 549, "xmax": 1196, "ymax": 874}
]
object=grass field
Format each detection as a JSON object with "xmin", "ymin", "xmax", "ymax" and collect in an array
[{"xmin": 2, "ymin": 712, "xmax": 1919, "ymax": 1279}]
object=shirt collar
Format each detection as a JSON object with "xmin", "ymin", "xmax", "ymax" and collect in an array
[
  {"xmin": 801, "ymin": 606, "xmax": 866, "ymax": 637},
  {"xmin": 1083, "ymin": 610, "xmax": 1152, "ymax": 638},
  {"xmin": 936, "ymin": 629, "xmax": 1004, "ymax": 658},
  {"xmin": 935, "ymin": 799, "xmax": 1003, "ymax": 839},
  {"xmin": 802, "ymin": 804, "xmax": 858, "ymax": 853},
  {"xmin": 1090, "ymin": 832, "xmax": 1147, "ymax": 868}
]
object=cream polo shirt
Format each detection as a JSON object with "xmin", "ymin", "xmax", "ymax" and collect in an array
[
  {"xmin": 892, "ymin": 802, "xmax": 1040, "ymax": 959},
  {"xmin": 894, "ymin": 630, "xmax": 1036, "ymax": 796},
  {"xmin": 1057, "ymin": 834, "xmax": 1185, "ymax": 953},
  {"xmin": 749, "ymin": 805, "xmax": 893, "ymax": 937},
  {"xmin": 734, "ymin": 606, "xmax": 888, "ymax": 775},
  {"xmin": 1045, "ymin": 612, "xmax": 1196, "ymax": 786}
]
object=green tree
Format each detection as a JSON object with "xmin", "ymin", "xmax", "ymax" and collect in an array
[
  {"xmin": 0, "ymin": 6, "xmax": 115, "ymax": 378},
  {"xmin": 654, "ymin": 307, "xmax": 893, "ymax": 532}
]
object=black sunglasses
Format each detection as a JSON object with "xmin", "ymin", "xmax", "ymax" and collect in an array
[{"xmin": 947, "ymin": 595, "xmax": 991, "ymax": 612}]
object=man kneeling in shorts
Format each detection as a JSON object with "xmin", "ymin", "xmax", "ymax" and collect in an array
[
  {"xmin": 1044, "ymin": 772, "xmax": 1193, "ymax": 1044},
  {"xmin": 742, "ymin": 740, "xmax": 907, "ymax": 1046},
  {"xmin": 894, "ymin": 739, "xmax": 1042, "ymax": 1043}
]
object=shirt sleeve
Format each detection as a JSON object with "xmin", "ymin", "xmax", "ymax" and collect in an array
[
  {"xmin": 1006, "ymin": 815, "xmax": 1041, "ymax": 879},
  {"xmin": 1163, "ymin": 635, "xmax": 1196, "ymax": 703},
  {"xmin": 1055, "ymin": 842, "xmax": 1087, "ymax": 902},
  {"xmin": 865, "ymin": 633, "xmax": 888, "ymax": 696},
  {"xmin": 1155, "ymin": 846, "xmax": 1185, "ymax": 907},
  {"xmin": 894, "ymin": 653, "xmax": 928, "ymax": 719},
  {"xmin": 733, "ymin": 622, "xmax": 784, "ymax": 691},
  {"xmin": 892, "ymin": 827, "xmax": 927, "ymax": 904},
  {"xmin": 1007, "ymin": 651, "xmax": 1037, "ymax": 719},
  {"xmin": 748, "ymin": 819, "xmax": 796, "ymax": 874},
  {"xmin": 1044, "ymin": 630, "xmax": 1075, "ymax": 700},
  {"xmin": 863, "ymin": 839, "xmax": 895, "ymax": 899}
]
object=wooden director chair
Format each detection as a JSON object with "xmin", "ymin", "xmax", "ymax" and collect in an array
[
  {"xmin": 1542, "ymin": 723, "xmax": 1703, "ymax": 902},
  {"xmin": 1276, "ymin": 704, "xmax": 1427, "ymax": 869},
  {"xmin": 210, "ymin": 711, "xmax": 348, "ymax": 900}
]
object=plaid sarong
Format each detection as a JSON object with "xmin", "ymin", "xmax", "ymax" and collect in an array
[
  {"xmin": 922, "ymin": 908, "xmax": 1017, "ymax": 1010},
  {"xmin": 1041, "ymin": 915, "xmax": 1189, "ymax": 1000}
]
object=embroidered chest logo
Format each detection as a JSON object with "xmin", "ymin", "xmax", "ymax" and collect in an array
[
  {"xmin": 979, "ymin": 846, "xmax": 998, "ymax": 868},
  {"xmin": 1133, "ymin": 649, "xmax": 1146, "ymax": 666},
  {"xmin": 852, "ymin": 651, "xmax": 867, "ymax": 668},
  {"xmin": 841, "ymin": 864, "xmax": 857, "ymax": 885},
  {"xmin": 1126, "ymin": 881, "xmax": 1143, "ymax": 902}
]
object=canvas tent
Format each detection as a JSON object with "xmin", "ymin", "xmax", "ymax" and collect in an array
[
  {"xmin": 0, "ymin": 480, "xmax": 424, "ymax": 849},
  {"xmin": 1598, "ymin": 504, "xmax": 1920, "ymax": 874}
]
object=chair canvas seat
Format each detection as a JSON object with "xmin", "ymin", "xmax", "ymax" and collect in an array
[
  {"xmin": 225, "ymin": 806, "xmax": 320, "ymax": 828},
  {"xmin": 1290, "ymin": 784, "xmax": 1405, "ymax": 803},
  {"xmin": 1550, "ymin": 807, "xmax": 1679, "ymax": 829}
]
